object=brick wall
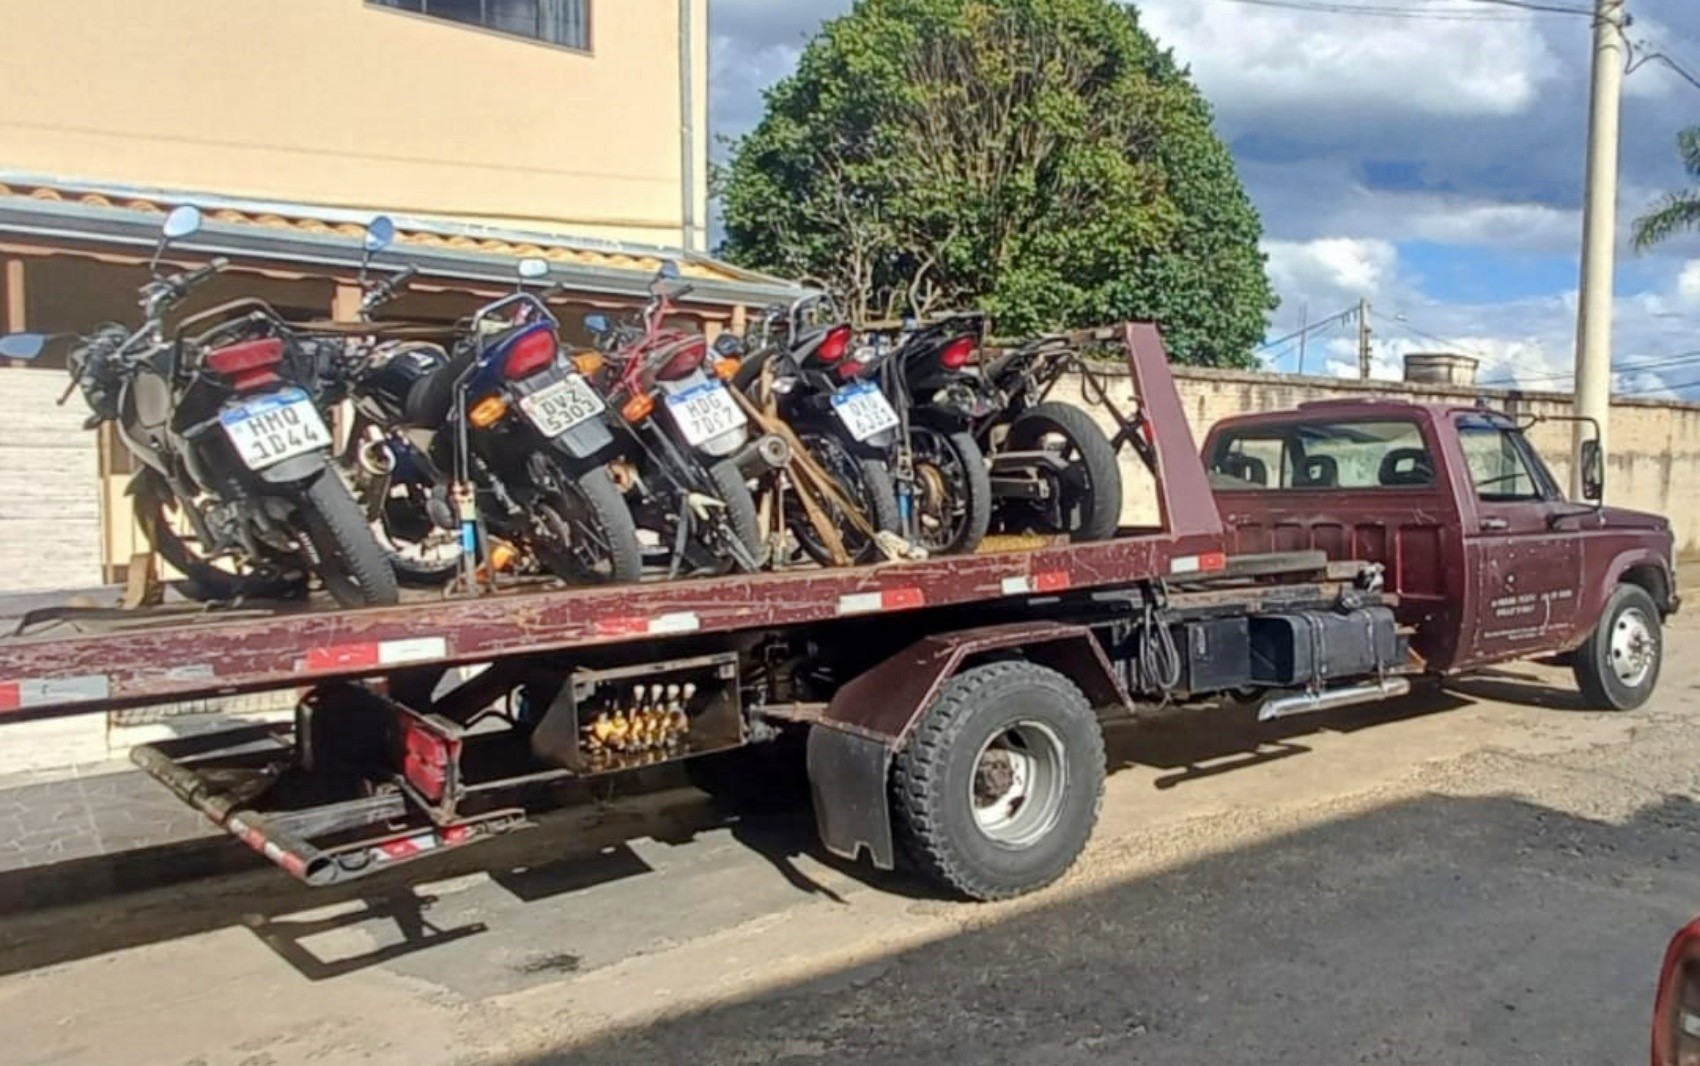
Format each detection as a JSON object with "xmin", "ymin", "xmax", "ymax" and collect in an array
[{"xmin": 0, "ymin": 367, "xmax": 101, "ymax": 591}]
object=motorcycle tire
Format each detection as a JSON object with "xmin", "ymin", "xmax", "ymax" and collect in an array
[
  {"xmin": 1000, "ymin": 401, "xmax": 1122, "ymax": 543},
  {"xmin": 687, "ymin": 458, "xmax": 763, "ymax": 574},
  {"xmin": 908, "ymin": 419, "xmax": 992, "ymax": 557},
  {"xmin": 132, "ymin": 470, "xmax": 302, "ymax": 604},
  {"xmin": 534, "ymin": 467, "xmax": 645, "ymax": 586},
  {"xmin": 340, "ymin": 424, "xmax": 461, "ymax": 589},
  {"xmin": 298, "ymin": 472, "xmax": 402, "ymax": 608},
  {"xmin": 789, "ymin": 431, "xmax": 902, "ymax": 567}
]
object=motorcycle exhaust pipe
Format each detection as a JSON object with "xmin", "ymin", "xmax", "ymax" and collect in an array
[
  {"xmin": 356, "ymin": 438, "xmax": 396, "ymax": 478},
  {"xmin": 734, "ymin": 433, "xmax": 792, "ymax": 479},
  {"xmin": 1256, "ymin": 677, "xmax": 1410, "ymax": 722}
]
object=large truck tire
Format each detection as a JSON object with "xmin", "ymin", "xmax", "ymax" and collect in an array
[
  {"xmin": 890, "ymin": 661, "xmax": 1104, "ymax": 900},
  {"xmin": 1573, "ymin": 583, "xmax": 1663, "ymax": 711}
]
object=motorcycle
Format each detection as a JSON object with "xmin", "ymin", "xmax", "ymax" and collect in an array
[
  {"xmin": 0, "ymin": 206, "xmax": 399, "ymax": 608},
  {"xmin": 967, "ymin": 333, "xmax": 1124, "ymax": 542},
  {"xmin": 874, "ymin": 313, "xmax": 994, "ymax": 557},
  {"xmin": 731, "ymin": 296, "xmax": 905, "ymax": 567},
  {"xmin": 338, "ymin": 242, "xmax": 643, "ymax": 588},
  {"xmin": 581, "ymin": 262, "xmax": 766, "ymax": 576}
]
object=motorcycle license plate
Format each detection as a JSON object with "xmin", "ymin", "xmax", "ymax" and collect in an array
[
  {"xmin": 219, "ymin": 389, "xmax": 331, "ymax": 470},
  {"xmin": 663, "ymin": 379, "xmax": 747, "ymax": 447},
  {"xmin": 519, "ymin": 374, "xmax": 606, "ymax": 437},
  {"xmin": 830, "ymin": 380, "xmax": 900, "ymax": 442}
]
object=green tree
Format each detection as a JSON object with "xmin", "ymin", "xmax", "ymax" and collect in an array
[
  {"xmin": 1633, "ymin": 126, "xmax": 1700, "ymax": 252},
  {"xmin": 718, "ymin": 0, "xmax": 1275, "ymax": 366}
]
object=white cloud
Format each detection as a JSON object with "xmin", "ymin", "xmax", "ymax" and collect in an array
[{"xmin": 1140, "ymin": 0, "xmax": 1560, "ymax": 120}]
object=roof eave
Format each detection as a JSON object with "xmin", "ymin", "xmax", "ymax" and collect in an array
[{"xmin": 0, "ymin": 195, "xmax": 811, "ymax": 309}]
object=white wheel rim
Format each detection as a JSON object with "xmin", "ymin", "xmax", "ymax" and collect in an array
[
  {"xmin": 969, "ymin": 721, "xmax": 1067, "ymax": 848},
  {"xmin": 1609, "ymin": 606, "xmax": 1656, "ymax": 688}
]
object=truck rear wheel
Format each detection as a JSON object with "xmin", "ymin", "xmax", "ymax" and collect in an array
[
  {"xmin": 891, "ymin": 661, "xmax": 1104, "ymax": 901},
  {"xmin": 1573, "ymin": 583, "xmax": 1663, "ymax": 710}
]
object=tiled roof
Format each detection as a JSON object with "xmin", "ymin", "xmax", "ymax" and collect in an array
[{"xmin": 0, "ymin": 176, "xmax": 788, "ymax": 290}]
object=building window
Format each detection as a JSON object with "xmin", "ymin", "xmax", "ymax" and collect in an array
[{"xmin": 374, "ymin": 0, "xmax": 591, "ymax": 52}]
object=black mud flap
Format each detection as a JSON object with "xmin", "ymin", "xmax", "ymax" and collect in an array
[{"xmin": 806, "ymin": 723, "xmax": 895, "ymax": 870}]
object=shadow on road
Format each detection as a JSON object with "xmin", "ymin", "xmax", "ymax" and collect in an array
[
  {"xmin": 0, "ymin": 679, "xmax": 1562, "ymax": 984},
  {"xmin": 503, "ymin": 789, "xmax": 1700, "ymax": 1065}
]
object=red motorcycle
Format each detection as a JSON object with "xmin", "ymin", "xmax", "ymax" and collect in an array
[{"xmin": 583, "ymin": 262, "xmax": 769, "ymax": 575}]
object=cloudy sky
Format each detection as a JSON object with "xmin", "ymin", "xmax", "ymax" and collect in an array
[{"xmin": 708, "ymin": 0, "xmax": 1700, "ymax": 395}]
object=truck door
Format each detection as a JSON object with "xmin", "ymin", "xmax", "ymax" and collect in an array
[{"xmin": 1453, "ymin": 413, "xmax": 1583, "ymax": 666}]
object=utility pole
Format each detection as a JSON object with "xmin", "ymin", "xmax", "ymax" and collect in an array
[
  {"xmin": 1357, "ymin": 298, "xmax": 1372, "ymax": 381},
  {"xmin": 1295, "ymin": 303, "xmax": 1309, "ymax": 375},
  {"xmin": 1572, "ymin": 0, "xmax": 1627, "ymax": 497}
]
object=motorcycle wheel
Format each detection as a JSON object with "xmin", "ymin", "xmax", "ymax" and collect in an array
[
  {"xmin": 999, "ymin": 401, "xmax": 1122, "ymax": 543},
  {"xmin": 132, "ymin": 470, "xmax": 302, "ymax": 604},
  {"xmin": 298, "ymin": 472, "xmax": 402, "ymax": 608},
  {"xmin": 788, "ymin": 431, "xmax": 902, "ymax": 567},
  {"xmin": 532, "ymin": 467, "xmax": 645, "ymax": 585},
  {"xmin": 341, "ymin": 424, "xmax": 461, "ymax": 588},
  {"xmin": 908, "ymin": 420, "xmax": 991, "ymax": 557},
  {"xmin": 678, "ymin": 459, "xmax": 764, "ymax": 575}
]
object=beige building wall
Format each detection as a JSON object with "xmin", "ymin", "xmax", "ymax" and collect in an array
[
  {"xmin": 0, "ymin": 0, "xmax": 709, "ymax": 248},
  {"xmin": 1056, "ymin": 365, "xmax": 1700, "ymax": 558}
]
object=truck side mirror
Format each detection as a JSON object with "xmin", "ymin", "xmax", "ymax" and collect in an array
[{"xmin": 1580, "ymin": 438, "xmax": 1604, "ymax": 504}]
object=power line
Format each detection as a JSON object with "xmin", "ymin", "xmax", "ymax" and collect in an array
[
  {"xmin": 1479, "ymin": 347, "xmax": 1700, "ymax": 387},
  {"xmin": 1215, "ymin": 0, "xmax": 1593, "ymax": 19}
]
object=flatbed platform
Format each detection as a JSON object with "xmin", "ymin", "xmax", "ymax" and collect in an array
[{"xmin": 0, "ymin": 322, "xmax": 1253, "ymax": 721}]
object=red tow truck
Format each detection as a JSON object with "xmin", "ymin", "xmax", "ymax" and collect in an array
[{"xmin": 0, "ymin": 324, "xmax": 1677, "ymax": 901}]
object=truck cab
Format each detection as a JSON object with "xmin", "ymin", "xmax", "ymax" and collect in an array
[{"xmin": 1203, "ymin": 399, "xmax": 1676, "ymax": 705}]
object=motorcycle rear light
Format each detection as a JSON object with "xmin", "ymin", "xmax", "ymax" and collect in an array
[
  {"xmin": 816, "ymin": 326, "xmax": 852, "ymax": 364},
  {"xmin": 621, "ymin": 392, "xmax": 656, "ymax": 424},
  {"xmin": 502, "ymin": 327, "xmax": 558, "ymax": 381},
  {"xmin": 655, "ymin": 336, "xmax": 708, "ymax": 382},
  {"xmin": 468, "ymin": 395, "xmax": 509, "ymax": 428},
  {"xmin": 207, "ymin": 338, "xmax": 284, "ymax": 374},
  {"xmin": 940, "ymin": 336, "xmax": 975, "ymax": 370}
]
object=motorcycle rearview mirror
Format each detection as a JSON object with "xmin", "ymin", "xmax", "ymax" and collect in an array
[
  {"xmin": 364, "ymin": 215, "xmax": 396, "ymax": 253},
  {"xmin": 650, "ymin": 259, "xmax": 682, "ymax": 295},
  {"xmin": 358, "ymin": 215, "xmax": 397, "ymax": 292},
  {"xmin": 151, "ymin": 205, "xmax": 203, "ymax": 275},
  {"xmin": 517, "ymin": 257, "xmax": 550, "ymax": 292},
  {"xmin": 712, "ymin": 333, "xmax": 746, "ymax": 358},
  {"xmin": 584, "ymin": 313, "xmax": 611, "ymax": 335},
  {"xmin": 162, "ymin": 205, "xmax": 203, "ymax": 241},
  {"xmin": 0, "ymin": 332, "xmax": 49, "ymax": 360}
]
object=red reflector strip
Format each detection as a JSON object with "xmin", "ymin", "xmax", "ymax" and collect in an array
[
  {"xmin": 1000, "ymin": 571, "xmax": 1073, "ymax": 597},
  {"xmin": 0, "ymin": 673, "xmax": 111, "ymax": 711},
  {"xmin": 837, "ymin": 587, "xmax": 926, "ymax": 615},
  {"xmin": 594, "ymin": 612, "xmax": 702, "ymax": 638},
  {"xmin": 1170, "ymin": 551, "xmax": 1229, "ymax": 576},
  {"xmin": 306, "ymin": 637, "xmax": 448, "ymax": 672}
]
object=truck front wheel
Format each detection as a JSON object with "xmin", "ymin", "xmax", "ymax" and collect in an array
[
  {"xmin": 891, "ymin": 661, "xmax": 1104, "ymax": 901},
  {"xmin": 1573, "ymin": 583, "xmax": 1663, "ymax": 711}
]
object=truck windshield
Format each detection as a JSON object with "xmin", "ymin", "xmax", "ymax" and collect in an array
[
  {"xmin": 1209, "ymin": 419, "xmax": 1434, "ymax": 491},
  {"xmin": 1455, "ymin": 415, "xmax": 1559, "ymax": 502}
]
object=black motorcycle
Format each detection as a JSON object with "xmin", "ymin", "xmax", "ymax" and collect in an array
[
  {"xmin": 970, "ymin": 333, "xmax": 1123, "ymax": 542},
  {"xmin": 732, "ymin": 297, "xmax": 905, "ymax": 566},
  {"xmin": 0, "ymin": 206, "xmax": 399, "ymax": 608},
  {"xmin": 338, "ymin": 255, "xmax": 643, "ymax": 589},
  {"xmin": 875, "ymin": 313, "xmax": 994, "ymax": 557}
]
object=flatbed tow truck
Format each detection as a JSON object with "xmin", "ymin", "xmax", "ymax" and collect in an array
[{"xmin": 0, "ymin": 324, "xmax": 1677, "ymax": 901}]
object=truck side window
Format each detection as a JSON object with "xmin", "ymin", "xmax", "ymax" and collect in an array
[
  {"xmin": 1457, "ymin": 419, "xmax": 1552, "ymax": 502},
  {"xmin": 1210, "ymin": 420, "xmax": 1433, "ymax": 490}
]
